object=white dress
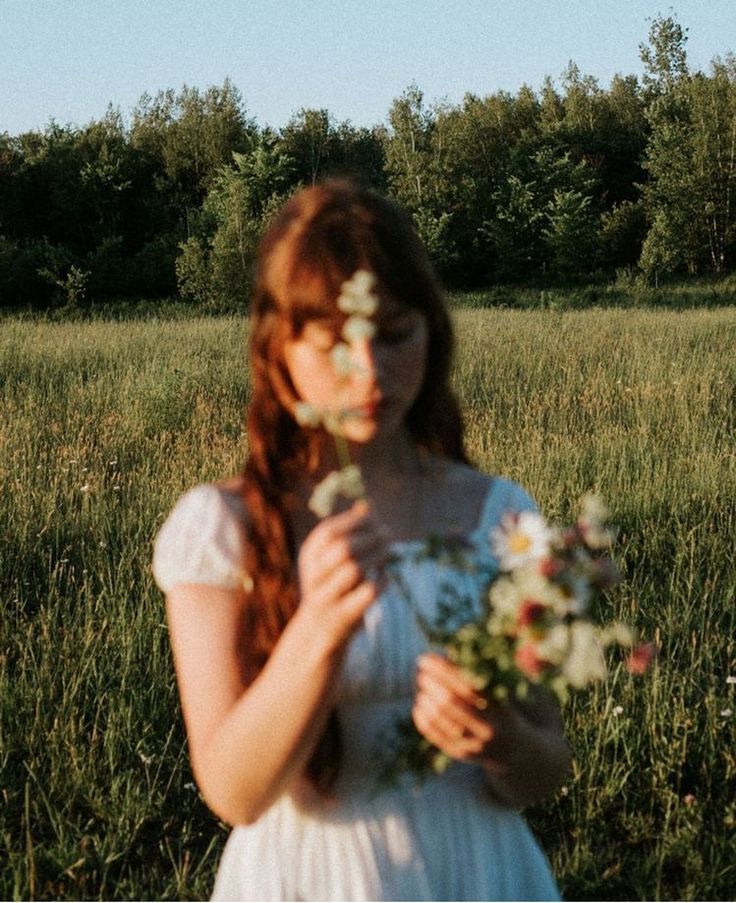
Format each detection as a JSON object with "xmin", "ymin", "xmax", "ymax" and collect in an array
[{"xmin": 153, "ymin": 477, "xmax": 561, "ymax": 902}]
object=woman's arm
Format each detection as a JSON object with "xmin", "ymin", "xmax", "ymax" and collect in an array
[
  {"xmin": 166, "ymin": 501, "xmax": 385, "ymax": 826},
  {"xmin": 413, "ymin": 654, "xmax": 571, "ymax": 808}
]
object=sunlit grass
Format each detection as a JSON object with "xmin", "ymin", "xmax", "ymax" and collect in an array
[{"xmin": 1, "ymin": 308, "xmax": 734, "ymax": 900}]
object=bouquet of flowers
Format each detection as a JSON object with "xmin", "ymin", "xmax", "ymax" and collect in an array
[{"xmin": 383, "ymin": 494, "xmax": 655, "ymax": 778}]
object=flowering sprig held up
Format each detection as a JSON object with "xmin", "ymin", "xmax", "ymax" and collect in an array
[{"xmin": 294, "ymin": 269, "xmax": 380, "ymax": 517}]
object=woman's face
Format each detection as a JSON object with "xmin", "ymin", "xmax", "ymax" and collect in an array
[{"xmin": 283, "ymin": 301, "xmax": 429, "ymax": 444}]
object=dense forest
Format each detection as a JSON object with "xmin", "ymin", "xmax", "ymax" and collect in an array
[{"xmin": 1, "ymin": 14, "xmax": 735, "ymax": 311}]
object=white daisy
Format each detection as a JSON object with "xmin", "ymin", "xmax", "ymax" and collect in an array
[{"xmin": 491, "ymin": 511, "xmax": 553, "ymax": 571}]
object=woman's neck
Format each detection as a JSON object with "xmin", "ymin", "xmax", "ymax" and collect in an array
[{"xmin": 312, "ymin": 425, "xmax": 422, "ymax": 484}]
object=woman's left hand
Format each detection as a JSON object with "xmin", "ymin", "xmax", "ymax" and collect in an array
[{"xmin": 412, "ymin": 653, "xmax": 571, "ymax": 805}]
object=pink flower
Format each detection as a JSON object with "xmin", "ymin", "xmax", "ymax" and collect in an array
[
  {"xmin": 539, "ymin": 556, "xmax": 564, "ymax": 579},
  {"xmin": 514, "ymin": 641, "xmax": 548, "ymax": 680},
  {"xmin": 626, "ymin": 642, "xmax": 656, "ymax": 675}
]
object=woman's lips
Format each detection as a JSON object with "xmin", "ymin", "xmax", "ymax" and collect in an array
[{"xmin": 345, "ymin": 397, "xmax": 387, "ymax": 419}]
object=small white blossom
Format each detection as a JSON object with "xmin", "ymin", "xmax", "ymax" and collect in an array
[
  {"xmin": 342, "ymin": 315, "xmax": 377, "ymax": 343},
  {"xmin": 330, "ymin": 342, "xmax": 355, "ymax": 376},
  {"xmin": 601, "ymin": 622, "xmax": 635, "ymax": 648},
  {"xmin": 613, "ymin": 705, "xmax": 624, "ymax": 715},
  {"xmin": 535, "ymin": 623, "xmax": 573, "ymax": 664},
  {"xmin": 309, "ymin": 465, "xmax": 366, "ymax": 518},
  {"xmin": 726, "ymin": 676, "xmax": 736, "ymax": 685},
  {"xmin": 578, "ymin": 493, "xmax": 616, "ymax": 549},
  {"xmin": 488, "ymin": 575, "xmax": 522, "ymax": 620},
  {"xmin": 294, "ymin": 402, "xmax": 322, "ymax": 428},
  {"xmin": 580, "ymin": 493, "xmax": 609, "ymax": 523},
  {"xmin": 336, "ymin": 269, "xmax": 379, "ymax": 317},
  {"xmin": 720, "ymin": 708, "xmax": 733, "ymax": 718},
  {"xmin": 80, "ymin": 483, "xmax": 91, "ymax": 494},
  {"xmin": 561, "ymin": 620, "xmax": 607, "ymax": 688},
  {"xmin": 491, "ymin": 511, "xmax": 553, "ymax": 571},
  {"xmin": 517, "ymin": 566, "xmax": 572, "ymax": 616}
]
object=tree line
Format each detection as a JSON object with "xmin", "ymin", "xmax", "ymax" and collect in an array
[{"xmin": 1, "ymin": 14, "xmax": 734, "ymax": 311}]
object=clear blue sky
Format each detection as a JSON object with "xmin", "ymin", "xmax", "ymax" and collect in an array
[{"xmin": 1, "ymin": 0, "xmax": 734, "ymax": 134}]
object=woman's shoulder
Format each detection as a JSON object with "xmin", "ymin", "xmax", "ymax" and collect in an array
[
  {"xmin": 152, "ymin": 479, "xmax": 248, "ymax": 594},
  {"xmin": 158, "ymin": 481, "xmax": 247, "ymax": 535},
  {"xmin": 436, "ymin": 458, "xmax": 536, "ymax": 513},
  {"xmin": 423, "ymin": 457, "xmax": 536, "ymax": 539}
]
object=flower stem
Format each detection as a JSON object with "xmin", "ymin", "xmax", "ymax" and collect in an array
[{"xmin": 334, "ymin": 433, "xmax": 353, "ymax": 472}]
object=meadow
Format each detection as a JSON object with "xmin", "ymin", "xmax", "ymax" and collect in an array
[{"xmin": 1, "ymin": 307, "xmax": 734, "ymax": 900}]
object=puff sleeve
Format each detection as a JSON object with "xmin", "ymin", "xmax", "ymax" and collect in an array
[{"xmin": 152, "ymin": 484, "xmax": 248, "ymax": 593}]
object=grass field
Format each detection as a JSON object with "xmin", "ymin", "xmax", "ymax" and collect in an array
[{"xmin": 1, "ymin": 307, "xmax": 735, "ymax": 900}]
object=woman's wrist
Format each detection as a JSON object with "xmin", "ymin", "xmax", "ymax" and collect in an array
[{"xmin": 284, "ymin": 604, "xmax": 348, "ymax": 670}]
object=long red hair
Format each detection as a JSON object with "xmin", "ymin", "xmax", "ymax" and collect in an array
[{"xmin": 240, "ymin": 180, "xmax": 468, "ymax": 791}]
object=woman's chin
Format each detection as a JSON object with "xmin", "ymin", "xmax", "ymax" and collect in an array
[{"xmin": 341, "ymin": 420, "xmax": 381, "ymax": 444}]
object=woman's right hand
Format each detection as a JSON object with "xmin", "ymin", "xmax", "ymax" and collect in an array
[{"xmin": 296, "ymin": 500, "xmax": 387, "ymax": 653}]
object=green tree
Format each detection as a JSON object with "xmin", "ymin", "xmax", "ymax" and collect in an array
[
  {"xmin": 280, "ymin": 108, "xmax": 333, "ymax": 186},
  {"xmin": 383, "ymin": 86, "xmax": 460, "ymax": 274},
  {"xmin": 131, "ymin": 81, "xmax": 255, "ymax": 235},
  {"xmin": 689, "ymin": 58, "xmax": 736, "ymax": 271},
  {"xmin": 486, "ymin": 147, "xmax": 599, "ymax": 279},
  {"xmin": 638, "ymin": 14, "xmax": 700, "ymax": 277},
  {"xmin": 486, "ymin": 174, "xmax": 545, "ymax": 278},
  {"xmin": 639, "ymin": 13, "xmax": 689, "ymax": 98},
  {"xmin": 544, "ymin": 188, "xmax": 599, "ymax": 275},
  {"xmin": 599, "ymin": 199, "xmax": 647, "ymax": 269},
  {"xmin": 176, "ymin": 137, "xmax": 294, "ymax": 308},
  {"xmin": 384, "ymin": 84, "xmax": 435, "ymax": 208}
]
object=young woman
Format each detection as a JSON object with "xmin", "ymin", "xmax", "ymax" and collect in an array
[{"xmin": 153, "ymin": 180, "xmax": 570, "ymax": 901}]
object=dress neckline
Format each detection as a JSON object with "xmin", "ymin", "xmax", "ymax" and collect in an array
[{"xmin": 387, "ymin": 476, "xmax": 498, "ymax": 554}]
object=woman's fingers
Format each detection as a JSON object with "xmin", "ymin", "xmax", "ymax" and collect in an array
[
  {"xmin": 312, "ymin": 525, "xmax": 386, "ymax": 581},
  {"xmin": 316, "ymin": 546, "xmax": 387, "ymax": 601},
  {"xmin": 413, "ymin": 654, "xmax": 497, "ymax": 760},
  {"xmin": 301, "ymin": 502, "xmax": 387, "ymax": 580},
  {"xmin": 412, "ymin": 694, "xmax": 489, "ymax": 759},
  {"xmin": 417, "ymin": 653, "xmax": 487, "ymax": 707},
  {"xmin": 415, "ymin": 674, "xmax": 492, "ymax": 739},
  {"xmin": 296, "ymin": 501, "xmax": 389, "ymax": 644},
  {"xmin": 306, "ymin": 501, "xmax": 381, "ymax": 555}
]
